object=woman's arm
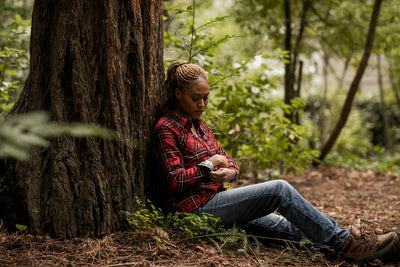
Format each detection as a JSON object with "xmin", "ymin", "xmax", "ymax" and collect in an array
[{"xmin": 154, "ymin": 127, "xmax": 208, "ymax": 193}]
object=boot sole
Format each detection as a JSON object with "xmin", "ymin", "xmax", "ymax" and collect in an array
[
  {"xmin": 380, "ymin": 235, "xmax": 400, "ymax": 264},
  {"xmin": 351, "ymin": 232, "xmax": 398, "ymax": 265}
]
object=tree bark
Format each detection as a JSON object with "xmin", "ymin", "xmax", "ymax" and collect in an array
[
  {"xmin": 316, "ymin": 0, "xmax": 383, "ymax": 163},
  {"xmin": 0, "ymin": 0, "xmax": 165, "ymax": 238}
]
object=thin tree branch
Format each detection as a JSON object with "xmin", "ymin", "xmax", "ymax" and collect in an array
[{"xmin": 317, "ymin": 0, "xmax": 383, "ymax": 163}]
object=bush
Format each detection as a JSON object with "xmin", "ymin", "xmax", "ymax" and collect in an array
[
  {"xmin": 123, "ymin": 198, "xmax": 222, "ymax": 237},
  {"xmin": 164, "ymin": 2, "xmax": 319, "ymax": 175},
  {"xmin": 205, "ymin": 65, "xmax": 319, "ymax": 175},
  {"xmin": 0, "ymin": 15, "xmax": 31, "ymax": 114}
]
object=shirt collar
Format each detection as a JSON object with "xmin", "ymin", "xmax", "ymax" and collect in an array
[
  {"xmin": 165, "ymin": 109, "xmax": 192, "ymax": 131},
  {"xmin": 165, "ymin": 110, "xmax": 205, "ymax": 135}
]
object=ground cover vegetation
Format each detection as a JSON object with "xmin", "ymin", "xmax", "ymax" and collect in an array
[{"xmin": 0, "ymin": 0, "xmax": 400, "ymax": 266}]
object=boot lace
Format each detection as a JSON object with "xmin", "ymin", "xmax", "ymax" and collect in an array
[{"xmin": 356, "ymin": 227, "xmax": 378, "ymax": 246}]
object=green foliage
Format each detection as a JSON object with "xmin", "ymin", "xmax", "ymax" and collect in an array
[
  {"xmin": 0, "ymin": 111, "xmax": 115, "ymax": 160},
  {"xmin": 206, "ymin": 73, "xmax": 319, "ymax": 174},
  {"xmin": 0, "ymin": 112, "xmax": 50, "ymax": 160},
  {"xmin": 123, "ymin": 198, "xmax": 166, "ymax": 231},
  {"xmin": 123, "ymin": 197, "xmax": 222, "ymax": 237},
  {"xmin": 304, "ymin": 98, "xmax": 373, "ymax": 157},
  {"xmin": 170, "ymin": 212, "xmax": 222, "ymax": 237},
  {"xmin": 333, "ymin": 108, "xmax": 373, "ymax": 156},
  {"xmin": 124, "ymin": 198, "xmax": 267, "ymax": 255},
  {"xmin": 325, "ymin": 148, "xmax": 400, "ymax": 174},
  {"xmin": 15, "ymin": 224, "xmax": 27, "ymax": 232},
  {"xmin": 165, "ymin": 1, "xmax": 319, "ymax": 175},
  {"xmin": 164, "ymin": 0, "xmax": 235, "ymax": 65},
  {"xmin": 304, "ymin": 94, "xmax": 400, "ymax": 160},
  {"xmin": 0, "ymin": 14, "xmax": 31, "ymax": 113}
]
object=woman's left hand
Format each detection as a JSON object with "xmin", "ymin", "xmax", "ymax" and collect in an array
[{"xmin": 209, "ymin": 168, "xmax": 237, "ymax": 184}]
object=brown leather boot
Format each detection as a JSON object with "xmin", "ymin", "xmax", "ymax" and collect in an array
[
  {"xmin": 375, "ymin": 229, "xmax": 400, "ymax": 264},
  {"xmin": 341, "ymin": 227, "xmax": 397, "ymax": 264}
]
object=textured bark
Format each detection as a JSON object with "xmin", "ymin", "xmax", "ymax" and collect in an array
[{"xmin": 0, "ymin": 0, "xmax": 165, "ymax": 237}]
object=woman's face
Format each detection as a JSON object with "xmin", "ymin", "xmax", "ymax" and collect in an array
[{"xmin": 174, "ymin": 79, "xmax": 210, "ymax": 120}]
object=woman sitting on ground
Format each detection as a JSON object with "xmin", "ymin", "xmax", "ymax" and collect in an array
[{"xmin": 153, "ymin": 59, "xmax": 399, "ymax": 265}]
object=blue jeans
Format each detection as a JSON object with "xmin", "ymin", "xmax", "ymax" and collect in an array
[{"xmin": 191, "ymin": 179, "xmax": 349, "ymax": 252}]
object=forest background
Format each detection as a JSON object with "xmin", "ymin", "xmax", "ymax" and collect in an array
[
  {"xmin": 2, "ymin": 0, "xmax": 400, "ymax": 175},
  {"xmin": 0, "ymin": 0, "xmax": 400, "ymax": 266}
]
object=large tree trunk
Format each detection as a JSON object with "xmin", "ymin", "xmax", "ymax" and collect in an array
[
  {"xmin": 316, "ymin": 0, "xmax": 382, "ymax": 163},
  {"xmin": 0, "ymin": 0, "xmax": 165, "ymax": 238}
]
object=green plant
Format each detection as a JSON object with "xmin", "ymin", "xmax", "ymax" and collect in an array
[
  {"xmin": 0, "ymin": 14, "xmax": 31, "ymax": 113},
  {"xmin": 123, "ymin": 198, "xmax": 166, "ymax": 231},
  {"xmin": 15, "ymin": 224, "xmax": 27, "ymax": 232},
  {"xmin": 0, "ymin": 111, "xmax": 115, "ymax": 160},
  {"xmin": 164, "ymin": 1, "xmax": 319, "ymax": 175},
  {"xmin": 164, "ymin": 0, "xmax": 234, "ymax": 65},
  {"xmin": 123, "ymin": 197, "xmax": 222, "ymax": 238},
  {"xmin": 325, "ymin": 149, "xmax": 400, "ymax": 174},
  {"xmin": 205, "ymin": 61, "xmax": 319, "ymax": 175}
]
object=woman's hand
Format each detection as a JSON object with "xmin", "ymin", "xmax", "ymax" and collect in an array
[
  {"xmin": 210, "ymin": 168, "xmax": 236, "ymax": 184},
  {"xmin": 208, "ymin": 154, "xmax": 228, "ymax": 169}
]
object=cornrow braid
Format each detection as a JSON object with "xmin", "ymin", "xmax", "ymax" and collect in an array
[{"xmin": 165, "ymin": 60, "xmax": 209, "ymax": 109}]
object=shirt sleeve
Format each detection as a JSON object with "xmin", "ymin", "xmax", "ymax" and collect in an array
[{"xmin": 154, "ymin": 126, "xmax": 208, "ymax": 193}]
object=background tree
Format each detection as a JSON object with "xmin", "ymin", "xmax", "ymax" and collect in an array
[
  {"xmin": 0, "ymin": 0, "xmax": 165, "ymax": 238},
  {"xmin": 317, "ymin": 0, "xmax": 383, "ymax": 162},
  {"xmin": 234, "ymin": 0, "xmax": 313, "ymax": 124}
]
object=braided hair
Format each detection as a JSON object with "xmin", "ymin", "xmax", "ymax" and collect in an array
[{"xmin": 165, "ymin": 60, "xmax": 209, "ymax": 109}]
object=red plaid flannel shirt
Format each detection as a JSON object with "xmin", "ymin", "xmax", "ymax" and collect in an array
[{"xmin": 153, "ymin": 110, "xmax": 239, "ymax": 213}]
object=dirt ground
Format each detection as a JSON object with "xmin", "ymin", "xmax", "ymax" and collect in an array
[{"xmin": 1, "ymin": 166, "xmax": 399, "ymax": 266}]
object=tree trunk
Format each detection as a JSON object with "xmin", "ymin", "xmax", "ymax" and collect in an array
[
  {"xmin": 284, "ymin": 0, "xmax": 309, "ymax": 124},
  {"xmin": 0, "ymin": 0, "xmax": 165, "ymax": 238},
  {"xmin": 294, "ymin": 60, "xmax": 303, "ymax": 125},
  {"xmin": 377, "ymin": 53, "xmax": 394, "ymax": 154},
  {"xmin": 284, "ymin": 0, "xmax": 295, "ymax": 123},
  {"xmin": 316, "ymin": 0, "xmax": 383, "ymax": 163},
  {"xmin": 319, "ymin": 53, "xmax": 329, "ymax": 145}
]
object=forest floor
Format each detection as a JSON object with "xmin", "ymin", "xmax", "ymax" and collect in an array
[{"xmin": 1, "ymin": 166, "xmax": 399, "ymax": 266}]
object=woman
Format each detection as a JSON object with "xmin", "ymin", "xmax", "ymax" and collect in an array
[{"xmin": 153, "ymin": 59, "xmax": 399, "ymax": 265}]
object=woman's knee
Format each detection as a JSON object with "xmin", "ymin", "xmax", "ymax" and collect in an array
[
  {"xmin": 257, "ymin": 179, "xmax": 292, "ymax": 196},
  {"xmin": 269, "ymin": 179, "xmax": 292, "ymax": 190}
]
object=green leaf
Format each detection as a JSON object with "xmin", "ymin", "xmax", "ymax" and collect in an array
[
  {"xmin": 5, "ymin": 69, "xmax": 18, "ymax": 76},
  {"xmin": 0, "ymin": 144, "xmax": 30, "ymax": 160},
  {"xmin": 15, "ymin": 15, "xmax": 22, "ymax": 23},
  {"xmin": 16, "ymin": 224, "xmax": 27, "ymax": 231}
]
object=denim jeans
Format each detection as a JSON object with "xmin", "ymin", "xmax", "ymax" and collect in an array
[{"xmin": 191, "ymin": 179, "xmax": 349, "ymax": 252}]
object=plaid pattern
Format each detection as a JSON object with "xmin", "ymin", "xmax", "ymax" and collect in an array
[{"xmin": 153, "ymin": 110, "xmax": 239, "ymax": 213}]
